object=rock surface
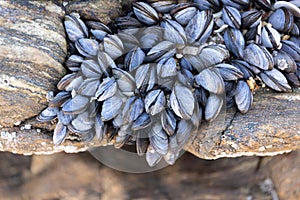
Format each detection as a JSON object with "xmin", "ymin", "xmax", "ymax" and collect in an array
[
  {"xmin": 1, "ymin": 151, "xmax": 299, "ymax": 199},
  {"xmin": 65, "ymin": 0, "xmax": 122, "ymax": 24},
  {"xmin": 0, "ymin": 0, "xmax": 66, "ymax": 127},
  {"xmin": 0, "ymin": 0, "xmax": 299, "ymax": 160},
  {"xmin": 188, "ymin": 88, "xmax": 300, "ymax": 159}
]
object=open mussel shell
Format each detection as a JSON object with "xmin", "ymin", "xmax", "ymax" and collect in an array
[
  {"xmin": 135, "ymin": 64, "xmax": 156, "ymax": 93},
  {"xmin": 161, "ymin": 108, "xmax": 177, "ymax": 137},
  {"xmin": 97, "ymin": 51, "xmax": 117, "ymax": 77},
  {"xmin": 273, "ymin": 1, "xmax": 300, "ymax": 18}
]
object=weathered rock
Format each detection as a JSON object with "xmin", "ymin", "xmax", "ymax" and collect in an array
[
  {"xmin": 65, "ymin": 0, "xmax": 122, "ymax": 24},
  {"xmin": 0, "ymin": 0, "xmax": 67, "ymax": 127},
  {"xmin": 188, "ymin": 88, "xmax": 300, "ymax": 159}
]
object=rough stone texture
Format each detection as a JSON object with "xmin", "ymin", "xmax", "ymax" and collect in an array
[
  {"xmin": 1, "ymin": 151, "xmax": 300, "ymax": 199},
  {"xmin": 65, "ymin": 0, "xmax": 122, "ymax": 24},
  {"xmin": 188, "ymin": 88, "xmax": 300, "ymax": 159},
  {"xmin": 0, "ymin": 0, "xmax": 67, "ymax": 127}
]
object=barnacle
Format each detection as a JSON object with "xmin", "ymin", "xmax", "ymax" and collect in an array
[{"xmin": 38, "ymin": 0, "xmax": 300, "ymax": 167}]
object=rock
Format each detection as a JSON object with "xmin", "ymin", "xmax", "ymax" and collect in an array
[
  {"xmin": 65, "ymin": 0, "xmax": 122, "ymax": 24},
  {"xmin": 187, "ymin": 88, "xmax": 300, "ymax": 159},
  {"xmin": 0, "ymin": 0, "xmax": 67, "ymax": 127},
  {"xmin": 259, "ymin": 150, "xmax": 300, "ymax": 200}
]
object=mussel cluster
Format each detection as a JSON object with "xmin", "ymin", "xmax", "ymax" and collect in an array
[{"xmin": 38, "ymin": 0, "xmax": 300, "ymax": 166}]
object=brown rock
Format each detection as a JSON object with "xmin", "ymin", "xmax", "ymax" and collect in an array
[
  {"xmin": 260, "ymin": 151, "xmax": 300, "ymax": 200},
  {"xmin": 187, "ymin": 88, "xmax": 300, "ymax": 159},
  {"xmin": 0, "ymin": 0, "xmax": 67, "ymax": 127},
  {"xmin": 65, "ymin": 0, "xmax": 123, "ymax": 24}
]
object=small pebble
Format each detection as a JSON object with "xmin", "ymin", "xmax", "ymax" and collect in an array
[
  {"xmin": 14, "ymin": 121, "xmax": 21, "ymax": 126},
  {"xmin": 24, "ymin": 124, "xmax": 32, "ymax": 130}
]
